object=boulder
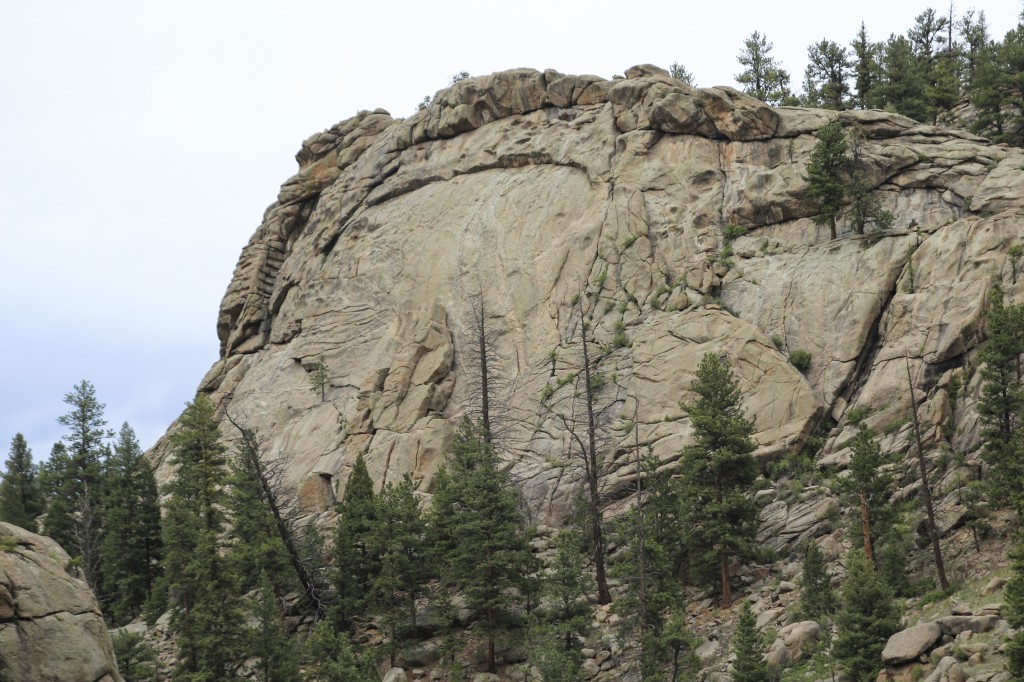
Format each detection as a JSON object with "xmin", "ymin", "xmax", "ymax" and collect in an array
[
  {"xmin": 882, "ymin": 622, "xmax": 943, "ymax": 665},
  {"xmin": 766, "ymin": 620, "xmax": 821, "ymax": 667},
  {"xmin": 923, "ymin": 656, "xmax": 965, "ymax": 682},
  {"xmin": 382, "ymin": 669, "xmax": 408, "ymax": 682},
  {"xmin": 0, "ymin": 522, "xmax": 123, "ymax": 682}
]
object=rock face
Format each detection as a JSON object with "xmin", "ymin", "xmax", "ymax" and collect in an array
[
  {"xmin": 0, "ymin": 522, "xmax": 122, "ymax": 682},
  {"xmin": 149, "ymin": 66, "xmax": 1024, "ymax": 529}
]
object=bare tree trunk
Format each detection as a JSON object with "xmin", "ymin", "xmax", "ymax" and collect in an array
[
  {"xmin": 905, "ymin": 357, "xmax": 950, "ymax": 591},
  {"xmin": 860, "ymin": 492, "xmax": 873, "ymax": 564}
]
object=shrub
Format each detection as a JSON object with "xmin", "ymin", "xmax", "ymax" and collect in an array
[
  {"xmin": 789, "ymin": 350, "xmax": 812, "ymax": 372},
  {"xmin": 722, "ymin": 224, "xmax": 749, "ymax": 242},
  {"xmin": 771, "ymin": 334, "xmax": 784, "ymax": 350}
]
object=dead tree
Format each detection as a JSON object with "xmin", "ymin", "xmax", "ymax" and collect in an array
[
  {"xmin": 905, "ymin": 356, "xmax": 950, "ymax": 591},
  {"xmin": 226, "ymin": 414, "xmax": 332, "ymax": 618}
]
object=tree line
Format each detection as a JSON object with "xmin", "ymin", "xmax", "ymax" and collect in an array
[{"xmin": 693, "ymin": 7, "xmax": 1024, "ymax": 143}]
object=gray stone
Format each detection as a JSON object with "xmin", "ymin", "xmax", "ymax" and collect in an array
[{"xmin": 882, "ymin": 622, "xmax": 943, "ymax": 665}]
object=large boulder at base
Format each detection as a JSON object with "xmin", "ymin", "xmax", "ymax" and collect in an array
[
  {"xmin": 882, "ymin": 622, "xmax": 943, "ymax": 665},
  {"xmin": 0, "ymin": 522, "xmax": 122, "ymax": 682}
]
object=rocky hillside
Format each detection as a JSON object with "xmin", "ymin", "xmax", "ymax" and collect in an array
[{"xmin": 150, "ymin": 63, "xmax": 1024, "ymax": 538}]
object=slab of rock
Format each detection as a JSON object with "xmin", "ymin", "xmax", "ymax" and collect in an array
[
  {"xmin": 882, "ymin": 622, "xmax": 943, "ymax": 665},
  {"xmin": 0, "ymin": 522, "xmax": 123, "ymax": 682},
  {"xmin": 383, "ymin": 669, "xmax": 408, "ymax": 682},
  {"xmin": 935, "ymin": 615, "xmax": 998, "ymax": 636}
]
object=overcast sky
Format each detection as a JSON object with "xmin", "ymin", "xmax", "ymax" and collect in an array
[{"xmin": 1, "ymin": 1, "xmax": 1020, "ymax": 463}]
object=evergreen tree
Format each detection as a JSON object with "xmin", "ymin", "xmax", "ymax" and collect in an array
[
  {"xmin": 429, "ymin": 419, "xmax": 532, "ymax": 672},
  {"xmin": 799, "ymin": 540, "xmax": 836, "ymax": 621},
  {"xmin": 669, "ymin": 62, "xmax": 695, "ymax": 86},
  {"xmin": 958, "ymin": 9, "xmax": 991, "ymax": 91},
  {"xmin": 877, "ymin": 35, "xmax": 929, "ymax": 122},
  {"xmin": 833, "ymin": 550, "xmax": 901, "ymax": 682},
  {"xmin": 804, "ymin": 39, "xmax": 851, "ymax": 109},
  {"xmin": 101, "ymin": 423, "xmax": 163, "ymax": 624},
  {"xmin": 834, "ymin": 425, "xmax": 895, "ymax": 564},
  {"xmin": 332, "ymin": 451, "xmax": 377, "ymax": 625},
  {"xmin": 803, "ymin": 121, "xmax": 848, "ymax": 240},
  {"xmin": 539, "ymin": 528, "xmax": 591, "ymax": 654},
  {"xmin": 247, "ymin": 571, "xmax": 300, "ymax": 682},
  {"xmin": 678, "ymin": 353, "xmax": 758, "ymax": 608},
  {"xmin": 977, "ymin": 284, "xmax": 1024, "ymax": 508},
  {"xmin": 736, "ymin": 31, "xmax": 792, "ymax": 105},
  {"xmin": 112, "ymin": 630, "xmax": 161, "ymax": 682},
  {"xmin": 732, "ymin": 601, "xmax": 768, "ymax": 682},
  {"xmin": 369, "ymin": 474, "xmax": 429, "ymax": 667},
  {"xmin": 850, "ymin": 22, "xmax": 883, "ymax": 109},
  {"xmin": 161, "ymin": 395, "xmax": 245, "ymax": 680},
  {"xmin": 1005, "ymin": 537, "xmax": 1024, "ymax": 676},
  {"xmin": 47, "ymin": 380, "xmax": 109, "ymax": 589},
  {"xmin": 0, "ymin": 433, "xmax": 44, "ymax": 531},
  {"xmin": 304, "ymin": 620, "xmax": 379, "ymax": 682},
  {"xmin": 227, "ymin": 434, "xmax": 293, "ymax": 595},
  {"xmin": 310, "ymin": 356, "xmax": 330, "ymax": 402}
]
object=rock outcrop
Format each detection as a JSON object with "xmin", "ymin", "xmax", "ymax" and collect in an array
[
  {"xmin": 149, "ymin": 66, "xmax": 1024, "ymax": 532},
  {"xmin": 0, "ymin": 522, "xmax": 122, "ymax": 682}
]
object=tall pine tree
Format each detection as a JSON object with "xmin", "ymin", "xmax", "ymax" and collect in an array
[
  {"xmin": 161, "ymin": 396, "xmax": 244, "ymax": 680},
  {"xmin": 332, "ymin": 451, "xmax": 377, "ymax": 625},
  {"xmin": 732, "ymin": 602, "xmax": 768, "ymax": 682},
  {"xmin": 833, "ymin": 550, "xmax": 900, "ymax": 682},
  {"xmin": 100, "ymin": 423, "xmax": 163, "ymax": 624},
  {"xmin": 430, "ymin": 419, "xmax": 532, "ymax": 672},
  {"xmin": 679, "ymin": 353, "xmax": 758, "ymax": 608}
]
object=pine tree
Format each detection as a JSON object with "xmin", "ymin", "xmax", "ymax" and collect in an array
[
  {"xmin": 833, "ymin": 550, "xmax": 901, "ymax": 682},
  {"xmin": 803, "ymin": 121, "xmax": 848, "ymax": 240},
  {"xmin": 732, "ymin": 602, "xmax": 768, "ymax": 682},
  {"xmin": 877, "ymin": 35, "xmax": 930, "ymax": 123},
  {"xmin": 310, "ymin": 356, "xmax": 330, "ymax": 402},
  {"xmin": 977, "ymin": 285, "xmax": 1024, "ymax": 509},
  {"xmin": 332, "ymin": 451, "xmax": 377, "ymax": 625},
  {"xmin": 112, "ymin": 630, "xmax": 161, "ymax": 682},
  {"xmin": 540, "ymin": 528, "xmax": 591, "ymax": 653},
  {"xmin": 161, "ymin": 395, "xmax": 245, "ymax": 680},
  {"xmin": 429, "ymin": 419, "xmax": 532, "ymax": 672},
  {"xmin": 850, "ymin": 22, "xmax": 882, "ymax": 109},
  {"xmin": 247, "ymin": 571, "xmax": 300, "ymax": 682},
  {"xmin": 0, "ymin": 433, "xmax": 44, "ymax": 531},
  {"xmin": 369, "ymin": 474, "xmax": 429, "ymax": 667},
  {"xmin": 678, "ymin": 353, "xmax": 758, "ymax": 608},
  {"xmin": 100, "ymin": 423, "xmax": 163, "ymax": 624},
  {"xmin": 804, "ymin": 39, "xmax": 851, "ymax": 109},
  {"xmin": 799, "ymin": 540, "xmax": 836, "ymax": 621},
  {"xmin": 47, "ymin": 380, "xmax": 110, "ymax": 589},
  {"xmin": 669, "ymin": 62, "xmax": 695, "ymax": 85},
  {"xmin": 834, "ymin": 425, "xmax": 895, "ymax": 564},
  {"xmin": 735, "ymin": 31, "xmax": 792, "ymax": 105},
  {"xmin": 304, "ymin": 620, "xmax": 379, "ymax": 682}
]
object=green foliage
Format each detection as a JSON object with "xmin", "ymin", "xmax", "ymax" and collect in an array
[
  {"xmin": 429, "ymin": 419, "xmax": 532, "ymax": 671},
  {"xmin": 369, "ymin": 474, "xmax": 429, "ymax": 666},
  {"xmin": 732, "ymin": 602, "xmax": 768, "ymax": 682},
  {"xmin": 846, "ymin": 179, "xmax": 894, "ymax": 235},
  {"xmin": 977, "ymin": 285, "xmax": 1024, "ymax": 510},
  {"xmin": 540, "ymin": 529, "xmax": 591, "ymax": 653},
  {"xmin": 669, "ymin": 62, "xmax": 695, "ymax": 85},
  {"xmin": 850, "ymin": 22, "xmax": 882, "ymax": 109},
  {"xmin": 833, "ymin": 550, "xmax": 901, "ymax": 682},
  {"xmin": 834, "ymin": 425, "xmax": 896, "ymax": 561},
  {"xmin": 0, "ymin": 433, "xmax": 43, "ymax": 532},
  {"xmin": 101, "ymin": 423, "xmax": 163, "ymax": 625},
  {"xmin": 788, "ymin": 349, "xmax": 812, "ymax": 372},
  {"xmin": 46, "ymin": 380, "xmax": 109, "ymax": 590},
  {"xmin": 1006, "ymin": 537, "xmax": 1024, "ymax": 676},
  {"xmin": 310, "ymin": 355, "xmax": 330, "ymax": 402},
  {"xmin": 450, "ymin": 71, "xmax": 470, "ymax": 85},
  {"xmin": 1010, "ymin": 245, "xmax": 1023, "ymax": 284},
  {"xmin": 736, "ymin": 31, "xmax": 792, "ymax": 104},
  {"xmin": 247, "ymin": 571, "xmax": 300, "ymax": 682},
  {"xmin": 799, "ymin": 540, "xmax": 836, "ymax": 620},
  {"xmin": 304, "ymin": 620, "xmax": 379, "ymax": 682},
  {"xmin": 161, "ymin": 395, "xmax": 245, "ymax": 680},
  {"xmin": 846, "ymin": 405, "xmax": 871, "ymax": 424},
  {"xmin": 332, "ymin": 452, "xmax": 377, "ymax": 625},
  {"xmin": 679, "ymin": 353, "xmax": 758, "ymax": 604},
  {"xmin": 803, "ymin": 39, "xmax": 851, "ymax": 109},
  {"xmin": 112, "ymin": 630, "xmax": 161, "ymax": 682},
  {"xmin": 722, "ymin": 224, "xmax": 749, "ymax": 242},
  {"xmin": 803, "ymin": 121, "xmax": 848, "ymax": 240}
]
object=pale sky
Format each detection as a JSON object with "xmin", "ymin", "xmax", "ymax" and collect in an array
[{"xmin": 1, "ymin": 0, "xmax": 1020, "ymax": 463}]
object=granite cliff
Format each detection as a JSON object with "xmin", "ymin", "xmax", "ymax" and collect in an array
[{"xmin": 150, "ymin": 64, "xmax": 1024, "ymax": 544}]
